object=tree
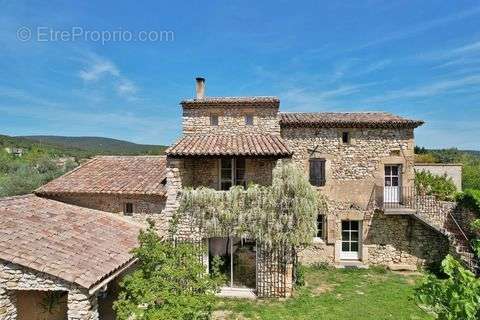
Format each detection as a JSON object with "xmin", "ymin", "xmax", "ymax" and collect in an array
[
  {"xmin": 114, "ymin": 222, "xmax": 221, "ymax": 320},
  {"xmin": 415, "ymin": 255, "xmax": 480, "ymax": 320}
]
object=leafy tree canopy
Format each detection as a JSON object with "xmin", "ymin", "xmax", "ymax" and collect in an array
[{"xmin": 114, "ymin": 222, "xmax": 221, "ymax": 320}]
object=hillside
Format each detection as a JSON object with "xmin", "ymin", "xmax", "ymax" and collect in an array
[
  {"xmin": 0, "ymin": 134, "xmax": 89, "ymax": 157},
  {"xmin": 20, "ymin": 135, "xmax": 167, "ymax": 155}
]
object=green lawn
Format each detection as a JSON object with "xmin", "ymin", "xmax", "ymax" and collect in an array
[{"xmin": 215, "ymin": 266, "xmax": 433, "ymax": 320}]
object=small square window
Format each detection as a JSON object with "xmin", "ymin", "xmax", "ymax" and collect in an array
[
  {"xmin": 245, "ymin": 115, "xmax": 254, "ymax": 125},
  {"xmin": 124, "ymin": 203, "xmax": 133, "ymax": 215},
  {"xmin": 342, "ymin": 132, "xmax": 350, "ymax": 144},
  {"xmin": 210, "ymin": 115, "xmax": 219, "ymax": 126}
]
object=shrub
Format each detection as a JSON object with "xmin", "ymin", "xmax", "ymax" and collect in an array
[
  {"xmin": 414, "ymin": 170, "xmax": 457, "ymax": 201},
  {"xmin": 294, "ymin": 263, "xmax": 306, "ymax": 288},
  {"xmin": 463, "ymin": 163, "xmax": 480, "ymax": 190},
  {"xmin": 414, "ymin": 153, "xmax": 438, "ymax": 163},
  {"xmin": 415, "ymin": 255, "xmax": 480, "ymax": 320},
  {"xmin": 310, "ymin": 261, "xmax": 332, "ymax": 271},
  {"xmin": 456, "ymin": 189, "xmax": 480, "ymax": 216},
  {"xmin": 114, "ymin": 222, "xmax": 221, "ymax": 320}
]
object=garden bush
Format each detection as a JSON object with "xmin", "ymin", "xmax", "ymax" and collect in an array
[
  {"xmin": 415, "ymin": 255, "xmax": 480, "ymax": 320},
  {"xmin": 114, "ymin": 222, "xmax": 222, "ymax": 320},
  {"xmin": 456, "ymin": 189, "xmax": 480, "ymax": 216},
  {"xmin": 414, "ymin": 170, "xmax": 457, "ymax": 201}
]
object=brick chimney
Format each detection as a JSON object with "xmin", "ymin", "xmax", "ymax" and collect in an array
[{"xmin": 195, "ymin": 77, "xmax": 205, "ymax": 99}]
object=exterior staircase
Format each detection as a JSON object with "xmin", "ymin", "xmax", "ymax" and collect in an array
[{"xmin": 377, "ymin": 186, "xmax": 479, "ymax": 274}]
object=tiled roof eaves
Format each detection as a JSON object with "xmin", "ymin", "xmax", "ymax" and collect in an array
[
  {"xmin": 280, "ymin": 120, "xmax": 424, "ymax": 129},
  {"xmin": 166, "ymin": 134, "xmax": 292, "ymax": 157},
  {"xmin": 279, "ymin": 112, "xmax": 424, "ymax": 129}
]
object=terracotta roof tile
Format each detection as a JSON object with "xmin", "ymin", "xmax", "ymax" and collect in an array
[
  {"xmin": 0, "ymin": 195, "xmax": 142, "ymax": 289},
  {"xmin": 36, "ymin": 156, "xmax": 167, "ymax": 196},
  {"xmin": 166, "ymin": 134, "xmax": 292, "ymax": 157},
  {"xmin": 279, "ymin": 112, "xmax": 424, "ymax": 128}
]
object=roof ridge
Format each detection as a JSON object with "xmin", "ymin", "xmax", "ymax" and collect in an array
[
  {"xmin": 95, "ymin": 155, "xmax": 166, "ymax": 159},
  {"xmin": 279, "ymin": 111, "xmax": 391, "ymax": 114}
]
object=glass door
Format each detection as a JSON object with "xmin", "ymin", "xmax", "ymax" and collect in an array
[
  {"xmin": 208, "ymin": 237, "xmax": 256, "ymax": 289},
  {"xmin": 340, "ymin": 220, "xmax": 361, "ymax": 260},
  {"xmin": 384, "ymin": 165, "xmax": 401, "ymax": 203}
]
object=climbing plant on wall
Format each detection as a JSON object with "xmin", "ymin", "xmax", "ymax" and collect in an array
[{"xmin": 172, "ymin": 161, "xmax": 327, "ymax": 249}]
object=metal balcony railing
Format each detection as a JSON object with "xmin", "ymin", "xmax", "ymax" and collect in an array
[{"xmin": 376, "ymin": 185, "xmax": 440, "ymax": 212}]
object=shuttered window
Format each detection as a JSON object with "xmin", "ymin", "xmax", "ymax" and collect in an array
[{"xmin": 309, "ymin": 158, "xmax": 326, "ymax": 186}]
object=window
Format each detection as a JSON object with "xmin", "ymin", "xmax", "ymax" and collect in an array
[
  {"xmin": 245, "ymin": 114, "xmax": 254, "ymax": 125},
  {"xmin": 316, "ymin": 214, "xmax": 325, "ymax": 239},
  {"xmin": 309, "ymin": 158, "xmax": 326, "ymax": 186},
  {"xmin": 124, "ymin": 203, "xmax": 133, "ymax": 215},
  {"xmin": 220, "ymin": 158, "xmax": 246, "ymax": 190},
  {"xmin": 342, "ymin": 131, "xmax": 350, "ymax": 144},
  {"xmin": 210, "ymin": 115, "xmax": 219, "ymax": 126}
]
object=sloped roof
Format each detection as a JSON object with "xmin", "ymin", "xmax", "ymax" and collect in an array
[
  {"xmin": 36, "ymin": 156, "xmax": 167, "ymax": 196},
  {"xmin": 166, "ymin": 134, "xmax": 292, "ymax": 157},
  {"xmin": 181, "ymin": 96, "xmax": 279, "ymax": 108},
  {"xmin": 279, "ymin": 112, "xmax": 424, "ymax": 128},
  {"xmin": 0, "ymin": 195, "xmax": 142, "ymax": 290}
]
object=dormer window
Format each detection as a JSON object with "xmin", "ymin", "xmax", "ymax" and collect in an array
[
  {"xmin": 245, "ymin": 115, "xmax": 254, "ymax": 126},
  {"xmin": 210, "ymin": 115, "xmax": 219, "ymax": 126}
]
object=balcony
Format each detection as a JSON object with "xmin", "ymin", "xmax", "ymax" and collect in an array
[{"xmin": 375, "ymin": 185, "xmax": 440, "ymax": 215}]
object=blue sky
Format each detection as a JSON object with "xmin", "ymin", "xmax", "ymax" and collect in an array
[{"xmin": 1, "ymin": 1, "xmax": 479, "ymax": 149}]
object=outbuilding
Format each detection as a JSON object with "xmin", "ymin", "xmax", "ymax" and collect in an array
[{"xmin": 0, "ymin": 195, "xmax": 142, "ymax": 320}]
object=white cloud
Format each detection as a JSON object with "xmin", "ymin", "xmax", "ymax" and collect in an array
[
  {"xmin": 78, "ymin": 53, "xmax": 139, "ymax": 99},
  {"xmin": 79, "ymin": 58, "xmax": 119, "ymax": 81},
  {"xmin": 282, "ymin": 83, "xmax": 375, "ymax": 112},
  {"xmin": 117, "ymin": 79, "xmax": 138, "ymax": 96},
  {"xmin": 366, "ymin": 75, "xmax": 480, "ymax": 102},
  {"xmin": 357, "ymin": 6, "xmax": 480, "ymax": 49}
]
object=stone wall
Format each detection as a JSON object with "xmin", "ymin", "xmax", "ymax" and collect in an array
[
  {"xmin": 415, "ymin": 163, "xmax": 463, "ymax": 191},
  {"xmin": 281, "ymin": 126, "xmax": 447, "ymax": 269},
  {"xmin": 42, "ymin": 193, "xmax": 166, "ymax": 226},
  {"xmin": 299, "ymin": 208, "xmax": 449, "ymax": 269},
  {"xmin": 0, "ymin": 261, "xmax": 98, "ymax": 320},
  {"xmin": 282, "ymin": 127, "xmax": 415, "ymax": 207},
  {"xmin": 182, "ymin": 105, "xmax": 280, "ymax": 136}
]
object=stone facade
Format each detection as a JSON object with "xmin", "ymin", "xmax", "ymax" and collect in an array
[
  {"xmin": 282, "ymin": 127, "xmax": 415, "ymax": 206},
  {"xmin": 44, "ymin": 193, "xmax": 166, "ymax": 225},
  {"xmin": 182, "ymin": 105, "xmax": 280, "ymax": 136},
  {"xmin": 279, "ymin": 126, "xmax": 447, "ymax": 269},
  {"xmin": 0, "ymin": 261, "xmax": 98, "ymax": 320}
]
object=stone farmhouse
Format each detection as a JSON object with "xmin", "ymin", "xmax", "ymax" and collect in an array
[{"xmin": 1, "ymin": 77, "xmax": 475, "ymax": 318}]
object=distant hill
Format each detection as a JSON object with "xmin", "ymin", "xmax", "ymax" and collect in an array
[
  {"xmin": 19, "ymin": 135, "xmax": 167, "ymax": 155},
  {"xmin": 0, "ymin": 134, "xmax": 87, "ymax": 157}
]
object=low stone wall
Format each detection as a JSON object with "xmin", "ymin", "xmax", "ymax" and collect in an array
[
  {"xmin": 0, "ymin": 261, "xmax": 98, "ymax": 320},
  {"xmin": 415, "ymin": 163, "xmax": 462, "ymax": 191}
]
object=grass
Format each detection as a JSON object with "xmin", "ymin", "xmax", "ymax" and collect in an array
[{"xmin": 215, "ymin": 266, "xmax": 432, "ymax": 320}]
